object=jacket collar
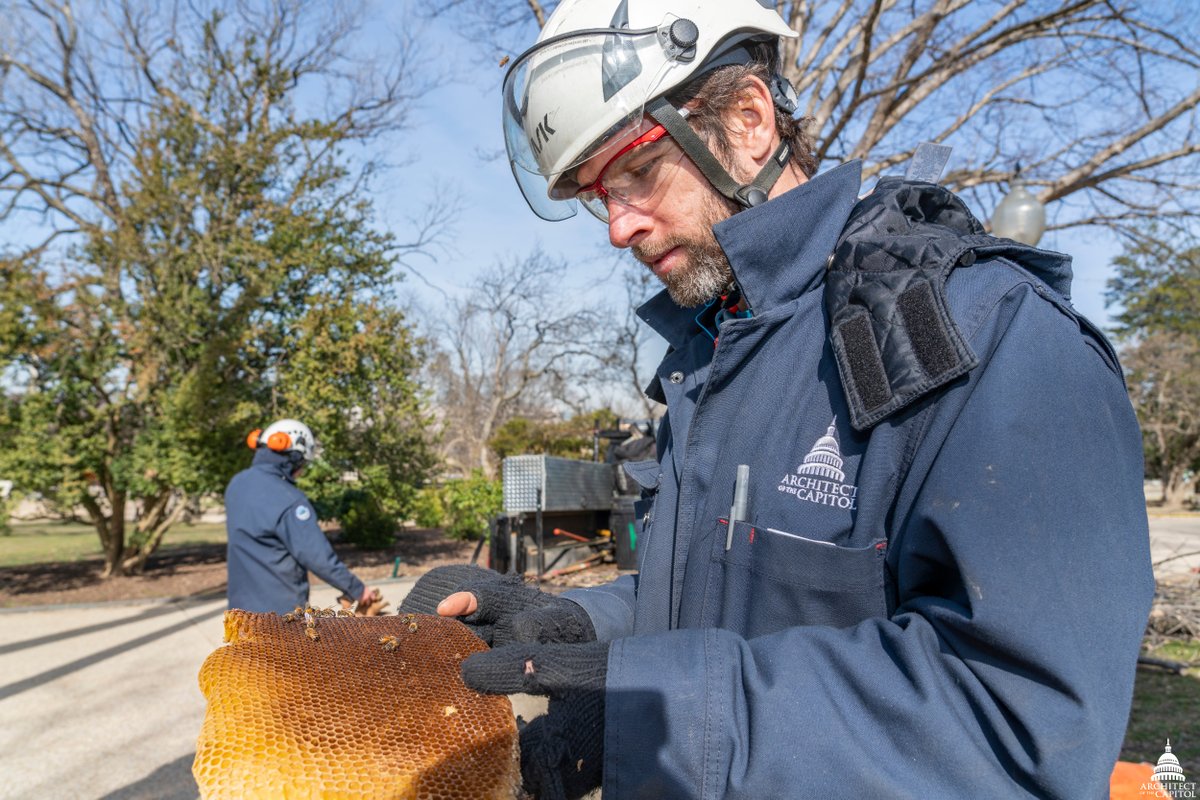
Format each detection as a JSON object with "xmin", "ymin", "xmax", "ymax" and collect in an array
[
  {"xmin": 637, "ymin": 161, "xmax": 863, "ymax": 349},
  {"xmin": 252, "ymin": 448, "xmax": 298, "ymax": 484}
]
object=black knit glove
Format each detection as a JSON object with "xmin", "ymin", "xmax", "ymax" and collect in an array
[
  {"xmin": 399, "ymin": 565, "xmax": 596, "ymax": 647},
  {"xmin": 462, "ymin": 641, "xmax": 609, "ymax": 800},
  {"xmin": 400, "ymin": 565, "xmax": 493, "ymax": 614},
  {"xmin": 400, "ymin": 564, "xmax": 501, "ymax": 641}
]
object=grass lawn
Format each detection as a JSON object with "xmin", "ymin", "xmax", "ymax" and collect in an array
[
  {"xmin": 1123, "ymin": 641, "xmax": 1200, "ymax": 768},
  {"xmin": 0, "ymin": 519, "xmax": 227, "ymax": 568}
]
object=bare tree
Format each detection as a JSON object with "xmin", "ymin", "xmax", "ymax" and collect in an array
[
  {"xmin": 0, "ymin": 0, "xmax": 444, "ymax": 253},
  {"xmin": 427, "ymin": 248, "xmax": 611, "ymax": 478},
  {"xmin": 428, "ymin": 0, "xmax": 1199, "ymax": 236},
  {"xmin": 600, "ymin": 261, "xmax": 663, "ymax": 421},
  {"xmin": 1122, "ymin": 332, "xmax": 1200, "ymax": 510}
]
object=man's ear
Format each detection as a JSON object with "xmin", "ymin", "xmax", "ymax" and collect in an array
[{"xmin": 726, "ymin": 75, "xmax": 778, "ymax": 167}]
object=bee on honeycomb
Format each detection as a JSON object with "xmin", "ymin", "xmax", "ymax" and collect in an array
[{"xmin": 380, "ymin": 635, "xmax": 400, "ymax": 652}]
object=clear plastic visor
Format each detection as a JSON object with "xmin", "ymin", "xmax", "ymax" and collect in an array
[{"xmin": 502, "ymin": 22, "xmax": 676, "ymax": 221}]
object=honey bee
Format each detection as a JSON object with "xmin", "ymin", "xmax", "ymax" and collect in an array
[
  {"xmin": 283, "ymin": 605, "xmax": 304, "ymax": 623},
  {"xmin": 305, "ymin": 626, "xmax": 320, "ymax": 641},
  {"xmin": 407, "ymin": 620, "xmax": 419, "ymax": 633},
  {"xmin": 498, "ymin": 55, "xmax": 510, "ymax": 68},
  {"xmin": 379, "ymin": 635, "xmax": 399, "ymax": 652}
]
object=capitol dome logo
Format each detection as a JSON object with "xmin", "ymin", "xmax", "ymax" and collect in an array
[
  {"xmin": 777, "ymin": 419, "xmax": 859, "ymax": 511},
  {"xmin": 1143, "ymin": 740, "xmax": 1196, "ymax": 799}
]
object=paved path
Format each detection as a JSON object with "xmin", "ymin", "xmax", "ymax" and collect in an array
[
  {"xmin": 1147, "ymin": 513, "xmax": 1200, "ymax": 577},
  {"xmin": 0, "ymin": 516, "xmax": 1194, "ymax": 799}
]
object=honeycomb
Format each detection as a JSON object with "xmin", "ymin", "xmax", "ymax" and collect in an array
[{"xmin": 194, "ymin": 609, "xmax": 520, "ymax": 800}]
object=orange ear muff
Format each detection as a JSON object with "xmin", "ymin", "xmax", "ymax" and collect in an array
[
  {"xmin": 246, "ymin": 429, "xmax": 262, "ymax": 450},
  {"xmin": 266, "ymin": 431, "xmax": 292, "ymax": 452}
]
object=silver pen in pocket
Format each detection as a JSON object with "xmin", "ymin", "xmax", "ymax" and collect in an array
[{"xmin": 726, "ymin": 464, "xmax": 750, "ymax": 550}]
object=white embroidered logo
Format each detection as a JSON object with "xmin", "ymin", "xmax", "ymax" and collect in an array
[
  {"xmin": 1142, "ymin": 739, "xmax": 1195, "ymax": 798},
  {"xmin": 295, "ymin": 505, "xmax": 312, "ymax": 522},
  {"xmin": 777, "ymin": 419, "xmax": 859, "ymax": 510}
]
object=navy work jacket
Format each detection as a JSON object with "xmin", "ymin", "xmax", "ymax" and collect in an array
[
  {"xmin": 224, "ymin": 449, "xmax": 364, "ymax": 614},
  {"xmin": 564, "ymin": 162, "xmax": 1153, "ymax": 798}
]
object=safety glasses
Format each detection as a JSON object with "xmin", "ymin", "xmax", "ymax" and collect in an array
[{"xmin": 573, "ymin": 124, "xmax": 688, "ymax": 223}]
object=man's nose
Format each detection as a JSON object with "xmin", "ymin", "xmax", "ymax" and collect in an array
[{"xmin": 607, "ymin": 199, "xmax": 655, "ymax": 249}]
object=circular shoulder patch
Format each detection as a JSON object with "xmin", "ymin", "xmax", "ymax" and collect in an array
[{"xmin": 295, "ymin": 505, "xmax": 312, "ymax": 522}]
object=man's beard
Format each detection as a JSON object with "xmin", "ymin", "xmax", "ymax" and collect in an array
[{"xmin": 632, "ymin": 192, "xmax": 738, "ymax": 308}]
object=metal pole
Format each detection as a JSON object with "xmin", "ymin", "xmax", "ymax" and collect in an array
[
  {"xmin": 535, "ymin": 487, "xmax": 544, "ymax": 583},
  {"xmin": 508, "ymin": 517, "xmax": 519, "ymax": 575}
]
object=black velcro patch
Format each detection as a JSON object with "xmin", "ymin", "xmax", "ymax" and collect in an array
[
  {"xmin": 897, "ymin": 280, "xmax": 959, "ymax": 380},
  {"xmin": 838, "ymin": 313, "xmax": 892, "ymax": 412}
]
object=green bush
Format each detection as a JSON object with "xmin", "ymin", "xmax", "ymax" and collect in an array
[
  {"xmin": 0, "ymin": 495, "xmax": 10, "ymax": 536},
  {"xmin": 339, "ymin": 491, "xmax": 396, "ymax": 549},
  {"xmin": 440, "ymin": 472, "xmax": 502, "ymax": 541},
  {"xmin": 409, "ymin": 485, "xmax": 446, "ymax": 529}
]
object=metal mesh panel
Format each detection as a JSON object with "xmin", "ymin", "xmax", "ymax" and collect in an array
[{"xmin": 502, "ymin": 455, "xmax": 613, "ymax": 513}]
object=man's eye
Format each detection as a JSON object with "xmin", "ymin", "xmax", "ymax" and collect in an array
[{"xmin": 623, "ymin": 154, "xmax": 661, "ymax": 181}]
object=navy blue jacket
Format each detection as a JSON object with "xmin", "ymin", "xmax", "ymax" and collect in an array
[
  {"xmin": 224, "ymin": 449, "xmax": 365, "ymax": 614},
  {"xmin": 565, "ymin": 162, "xmax": 1153, "ymax": 798}
]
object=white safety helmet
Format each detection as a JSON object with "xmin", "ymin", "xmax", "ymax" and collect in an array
[
  {"xmin": 246, "ymin": 419, "xmax": 319, "ymax": 462},
  {"xmin": 502, "ymin": 0, "xmax": 798, "ymax": 221}
]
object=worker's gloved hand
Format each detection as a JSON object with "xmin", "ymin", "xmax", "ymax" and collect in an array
[
  {"xmin": 462, "ymin": 641, "xmax": 609, "ymax": 800},
  {"xmin": 338, "ymin": 587, "xmax": 389, "ymax": 616},
  {"xmin": 400, "ymin": 565, "xmax": 496, "ymax": 615},
  {"xmin": 358, "ymin": 586, "xmax": 389, "ymax": 616},
  {"xmin": 399, "ymin": 565, "xmax": 596, "ymax": 647}
]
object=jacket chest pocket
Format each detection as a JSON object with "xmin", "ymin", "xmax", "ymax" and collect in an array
[{"xmin": 704, "ymin": 520, "xmax": 887, "ymax": 639}]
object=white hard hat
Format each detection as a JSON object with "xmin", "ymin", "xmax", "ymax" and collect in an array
[
  {"xmin": 502, "ymin": 0, "xmax": 798, "ymax": 221},
  {"xmin": 247, "ymin": 419, "xmax": 319, "ymax": 461}
]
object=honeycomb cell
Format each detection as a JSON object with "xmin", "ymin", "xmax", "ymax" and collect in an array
[{"xmin": 194, "ymin": 609, "xmax": 520, "ymax": 799}]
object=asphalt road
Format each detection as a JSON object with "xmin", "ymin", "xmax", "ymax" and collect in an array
[{"xmin": 0, "ymin": 515, "xmax": 1194, "ymax": 799}]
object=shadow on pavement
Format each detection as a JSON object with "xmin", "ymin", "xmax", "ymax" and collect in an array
[
  {"xmin": 98, "ymin": 752, "xmax": 199, "ymax": 800},
  {"xmin": 0, "ymin": 603, "xmax": 225, "ymax": 701},
  {"xmin": 0, "ymin": 591, "xmax": 224, "ymax": 656}
]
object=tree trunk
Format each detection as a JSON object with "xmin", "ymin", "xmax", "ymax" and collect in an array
[
  {"xmin": 79, "ymin": 492, "xmax": 128, "ymax": 578},
  {"xmin": 1159, "ymin": 465, "xmax": 1194, "ymax": 510},
  {"xmin": 121, "ymin": 490, "xmax": 190, "ymax": 574}
]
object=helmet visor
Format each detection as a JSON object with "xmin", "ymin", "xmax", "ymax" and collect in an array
[{"xmin": 502, "ymin": 21, "xmax": 681, "ymax": 221}]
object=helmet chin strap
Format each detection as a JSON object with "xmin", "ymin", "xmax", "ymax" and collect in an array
[{"xmin": 646, "ymin": 96, "xmax": 791, "ymax": 210}]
